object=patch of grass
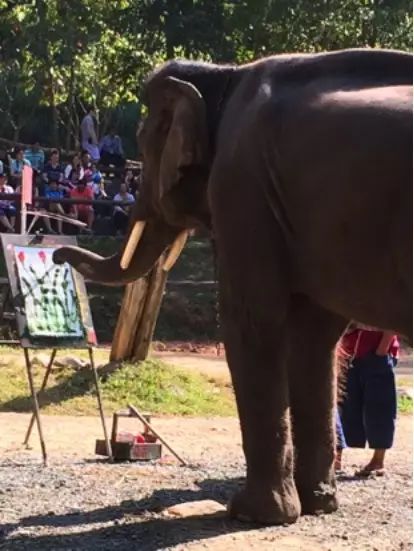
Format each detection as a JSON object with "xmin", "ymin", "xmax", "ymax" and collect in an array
[
  {"xmin": 398, "ymin": 394, "xmax": 413, "ymax": 415},
  {"xmin": 0, "ymin": 351, "xmax": 235, "ymax": 416},
  {"xmin": 101, "ymin": 360, "xmax": 235, "ymax": 416}
]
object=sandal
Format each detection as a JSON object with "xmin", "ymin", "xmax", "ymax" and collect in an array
[{"xmin": 355, "ymin": 467, "xmax": 386, "ymax": 477}]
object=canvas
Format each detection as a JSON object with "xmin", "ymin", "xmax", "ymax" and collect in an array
[{"xmin": 14, "ymin": 246, "xmax": 84, "ymax": 338}]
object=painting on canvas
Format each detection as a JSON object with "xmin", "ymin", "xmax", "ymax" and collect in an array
[{"xmin": 14, "ymin": 246, "xmax": 84, "ymax": 338}]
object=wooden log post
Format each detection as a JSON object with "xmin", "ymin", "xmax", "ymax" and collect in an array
[
  {"xmin": 132, "ymin": 259, "xmax": 168, "ymax": 361},
  {"xmin": 110, "ymin": 277, "xmax": 150, "ymax": 361},
  {"xmin": 110, "ymin": 256, "xmax": 167, "ymax": 362}
]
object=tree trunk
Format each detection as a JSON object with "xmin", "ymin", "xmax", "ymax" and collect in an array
[
  {"xmin": 110, "ymin": 257, "xmax": 167, "ymax": 362},
  {"xmin": 48, "ymin": 70, "xmax": 59, "ymax": 147},
  {"xmin": 65, "ymin": 59, "xmax": 76, "ymax": 151}
]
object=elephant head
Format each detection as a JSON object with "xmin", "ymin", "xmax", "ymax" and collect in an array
[{"xmin": 53, "ymin": 60, "xmax": 236, "ymax": 284}]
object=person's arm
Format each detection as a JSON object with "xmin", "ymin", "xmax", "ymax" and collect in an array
[
  {"xmin": 376, "ymin": 331, "xmax": 395, "ymax": 356},
  {"xmin": 99, "ymin": 182, "xmax": 107, "ymax": 197},
  {"xmin": 69, "ymin": 191, "xmax": 78, "ymax": 217},
  {"xmin": 113, "ymin": 193, "xmax": 124, "ymax": 213}
]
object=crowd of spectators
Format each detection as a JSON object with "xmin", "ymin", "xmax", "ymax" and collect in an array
[{"xmin": 0, "ymin": 130, "xmax": 140, "ymax": 236}]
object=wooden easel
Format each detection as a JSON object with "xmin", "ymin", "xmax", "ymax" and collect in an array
[
  {"xmin": 22, "ymin": 346, "xmax": 112, "ymax": 466},
  {"xmin": 1, "ymin": 233, "xmax": 113, "ymax": 466}
]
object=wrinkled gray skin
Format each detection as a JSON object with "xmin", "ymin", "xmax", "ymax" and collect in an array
[{"xmin": 54, "ymin": 49, "xmax": 413, "ymax": 525}]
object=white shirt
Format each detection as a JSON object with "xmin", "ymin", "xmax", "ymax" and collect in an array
[{"xmin": 0, "ymin": 184, "xmax": 14, "ymax": 206}]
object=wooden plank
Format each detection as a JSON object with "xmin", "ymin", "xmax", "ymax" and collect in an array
[
  {"xmin": 110, "ymin": 277, "xmax": 149, "ymax": 361},
  {"xmin": 132, "ymin": 258, "xmax": 168, "ymax": 361}
]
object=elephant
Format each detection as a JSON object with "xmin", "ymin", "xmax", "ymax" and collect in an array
[{"xmin": 54, "ymin": 48, "xmax": 413, "ymax": 525}]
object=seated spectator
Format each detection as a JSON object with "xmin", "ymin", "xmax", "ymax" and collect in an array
[
  {"xmin": 99, "ymin": 128, "xmax": 126, "ymax": 167},
  {"xmin": 42, "ymin": 150, "xmax": 64, "ymax": 193},
  {"xmin": 0, "ymin": 174, "xmax": 16, "ymax": 232},
  {"xmin": 10, "ymin": 147, "xmax": 31, "ymax": 187},
  {"xmin": 123, "ymin": 169, "xmax": 141, "ymax": 197},
  {"xmin": 64, "ymin": 154, "xmax": 84, "ymax": 189},
  {"xmin": 113, "ymin": 182, "xmax": 135, "ymax": 235},
  {"xmin": 80, "ymin": 150, "xmax": 94, "ymax": 183},
  {"xmin": 124, "ymin": 169, "xmax": 134, "ymax": 188},
  {"xmin": 89, "ymin": 163, "xmax": 105, "ymax": 197},
  {"xmin": 24, "ymin": 141, "xmax": 45, "ymax": 174},
  {"xmin": 70, "ymin": 178, "xmax": 94, "ymax": 232},
  {"xmin": 43, "ymin": 180, "xmax": 65, "ymax": 234},
  {"xmin": 0, "ymin": 150, "xmax": 8, "ymax": 175}
]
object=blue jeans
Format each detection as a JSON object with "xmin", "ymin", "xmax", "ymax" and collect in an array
[
  {"xmin": 336, "ymin": 410, "xmax": 347, "ymax": 450},
  {"xmin": 340, "ymin": 353, "xmax": 397, "ymax": 449}
]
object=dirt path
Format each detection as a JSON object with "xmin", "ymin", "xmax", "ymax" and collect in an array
[
  {"xmin": 156, "ymin": 351, "xmax": 412, "ymax": 390},
  {"xmin": 0, "ymin": 411, "xmax": 412, "ymax": 550}
]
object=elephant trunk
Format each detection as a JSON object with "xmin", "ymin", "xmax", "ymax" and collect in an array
[{"xmin": 52, "ymin": 219, "xmax": 180, "ymax": 285}]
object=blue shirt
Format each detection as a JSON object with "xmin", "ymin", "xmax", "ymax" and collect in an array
[
  {"xmin": 99, "ymin": 135, "xmax": 124, "ymax": 156},
  {"xmin": 45, "ymin": 187, "xmax": 64, "ymax": 200},
  {"xmin": 43, "ymin": 162, "xmax": 64, "ymax": 183},
  {"xmin": 24, "ymin": 148, "xmax": 45, "ymax": 171},
  {"xmin": 10, "ymin": 158, "xmax": 31, "ymax": 175}
]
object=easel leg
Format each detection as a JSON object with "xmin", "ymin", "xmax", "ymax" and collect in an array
[
  {"xmin": 23, "ymin": 348, "xmax": 47, "ymax": 466},
  {"xmin": 88, "ymin": 348, "xmax": 112, "ymax": 459},
  {"xmin": 24, "ymin": 349, "xmax": 57, "ymax": 447}
]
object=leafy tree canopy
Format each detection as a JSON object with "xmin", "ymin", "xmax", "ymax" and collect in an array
[{"xmin": 0, "ymin": 0, "xmax": 411, "ymax": 151}]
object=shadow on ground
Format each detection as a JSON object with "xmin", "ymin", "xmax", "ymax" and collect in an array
[
  {"xmin": 0, "ymin": 477, "xmax": 255, "ymax": 551},
  {"xmin": 0, "ymin": 362, "xmax": 119, "ymax": 413}
]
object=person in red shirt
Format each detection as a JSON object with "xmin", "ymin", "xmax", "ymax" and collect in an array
[
  {"xmin": 336, "ymin": 324, "xmax": 399, "ymax": 476},
  {"xmin": 70, "ymin": 178, "xmax": 94, "ymax": 231}
]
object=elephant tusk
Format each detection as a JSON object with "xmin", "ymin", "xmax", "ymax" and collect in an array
[
  {"xmin": 163, "ymin": 230, "xmax": 189, "ymax": 272},
  {"xmin": 120, "ymin": 221, "xmax": 146, "ymax": 270}
]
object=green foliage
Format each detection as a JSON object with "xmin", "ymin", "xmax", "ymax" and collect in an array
[
  {"xmin": 101, "ymin": 360, "xmax": 235, "ymax": 415},
  {"xmin": 0, "ymin": 351, "xmax": 235, "ymax": 416},
  {"xmin": 0, "ymin": 0, "xmax": 411, "ymax": 147},
  {"xmin": 398, "ymin": 394, "xmax": 413, "ymax": 415}
]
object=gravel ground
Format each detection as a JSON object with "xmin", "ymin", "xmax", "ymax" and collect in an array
[{"xmin": 0, "ymin": 413, "xmax": 412, "ymax": 551}]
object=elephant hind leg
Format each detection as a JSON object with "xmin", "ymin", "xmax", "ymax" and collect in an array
[{"xmin": 287, "ymin": 296, "xmax": 348, "ymax": 515}]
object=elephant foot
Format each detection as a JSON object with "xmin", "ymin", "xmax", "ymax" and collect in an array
[
  {"xmin": 297, "ymin": 482, "xmax": 338, "ymax": 515},
  {"xmin": 228, "ymin": 484, "xmax": 301, "ymax": 525}
]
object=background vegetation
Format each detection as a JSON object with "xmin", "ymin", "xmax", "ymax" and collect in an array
[
  {"xmin": 0, "ymin": 0, "xmax": 412, "ymax": 156},
  {"xmin": 0, "ymin": 348, "xmax": 410, "ymax": 416}
]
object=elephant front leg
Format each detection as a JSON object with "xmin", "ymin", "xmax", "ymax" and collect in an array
[
  {"xmin": 222, "ymin": 307, "xmax": 301, "ymax": 525},
  {"xmin": 287, "ymin": 298, "xmax": 347, "ymax": 515}
]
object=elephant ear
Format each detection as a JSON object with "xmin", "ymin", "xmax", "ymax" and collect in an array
[{"xmin": 157, "ymin": 76, "xmax": 209, "ymax": 198}]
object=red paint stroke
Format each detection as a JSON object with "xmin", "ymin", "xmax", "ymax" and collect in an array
[{"xmin": 38, "ymin": 250, "xmax": 47, "ymax": 264}]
